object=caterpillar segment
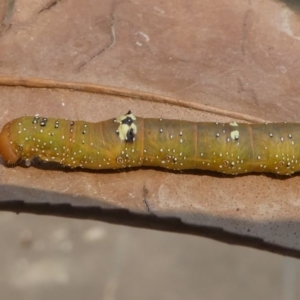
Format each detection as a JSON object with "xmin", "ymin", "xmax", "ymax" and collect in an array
[{"xmin": 0, "ymin": 111, "xmax": 299, "ymax": 175}]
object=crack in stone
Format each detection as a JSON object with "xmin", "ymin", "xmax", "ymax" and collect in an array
[
  {"xmin": 38, "ymin": 0, "xmax": 62, "ymax": 14},
  {"xmin": 241, "ymin": 9, "xmax": 251, "ymax": 56},
  {"xmin": 0, "ymin": 0, "xmax": 15, "ymax": 36},
  {"xmin": 143, "ymin": 185, "xmax": 154, "ymax": 215},
  {"xmin": 75, "ymin": 11, "xmax": 117, "ymax": 71}
]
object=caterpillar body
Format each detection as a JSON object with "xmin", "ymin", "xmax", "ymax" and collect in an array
[{"xmin": 0, "ymin": 111, "xmax": 299, "ymax": 175}]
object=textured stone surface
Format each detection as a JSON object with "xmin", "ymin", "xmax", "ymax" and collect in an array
[
  {"xmin": 1, "ymin": 212, "xmax": 300, "ymax": 300},
  {"xmin": 1, "ymin": 0, "xmax": 300, "ymax": 257}
]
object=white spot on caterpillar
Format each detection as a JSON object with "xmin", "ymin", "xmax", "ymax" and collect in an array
[
  {"xmin": 25, "ymin": 159, "xmax": 32, "ymax": 167},
  {"xmin": 229, "ymin": 122, "xmax": 238, "ymax": 127},
  {"xmin": 230, "ymin": 130, "xmax": 239, "ymax": 140}
]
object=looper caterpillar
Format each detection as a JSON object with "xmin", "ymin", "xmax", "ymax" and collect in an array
[{"xmin": 0, "ymin": 111, "xmax": 299, "ymax": 175}]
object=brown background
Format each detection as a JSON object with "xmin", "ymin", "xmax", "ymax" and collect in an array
[{"xmin": 1, "ymin": 0, "xmax": 300, "ymax": 297}]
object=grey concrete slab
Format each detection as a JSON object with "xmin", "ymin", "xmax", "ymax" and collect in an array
[{"xmin": 0, "ymin": 212, "xmax": 299, "ymax": 300}]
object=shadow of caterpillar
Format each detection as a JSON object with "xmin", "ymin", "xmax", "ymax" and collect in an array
[{"xmin": 0, "ymin": 111, "xmax": 298, "ymax": 175}]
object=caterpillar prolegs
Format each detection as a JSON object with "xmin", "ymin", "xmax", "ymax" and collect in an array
[{"xmin": 0, "ymin": 111, "xmax": 299, "ymax": 175}]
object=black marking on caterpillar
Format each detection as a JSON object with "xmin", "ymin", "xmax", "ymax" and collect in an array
[
  {"xmin": 40, "ymin": 118, "xmax": 48, "ymax": 127},
  {"xmin": 114, "ymin": 111, "xmax": 137, "ymax": 142},
  {"xmin": 126, "ymin": 128, "xmax": 135, "ymax": 143},
  {"xmin": 1, "ymin": 112, "xmax": 300, "ymax": 176}
]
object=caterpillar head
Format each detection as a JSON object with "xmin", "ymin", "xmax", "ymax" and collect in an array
[{"xmin": 0, "ymin": 121, "xmax": 21, "ymax": 164}]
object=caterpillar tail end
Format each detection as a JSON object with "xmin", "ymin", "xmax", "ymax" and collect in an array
[{"xmin": 0, "ymin": 122, "xmax": 20, "ymax": 165}]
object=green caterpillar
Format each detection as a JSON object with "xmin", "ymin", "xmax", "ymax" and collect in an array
[{"xmin": 0, "ymin": 111, "xmax": 299, "ymax": 175}]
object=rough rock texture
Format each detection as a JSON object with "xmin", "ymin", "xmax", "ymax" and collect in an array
[{"xmin": 1, "ymin": 0, "xmax": 300, "ymax": 257}]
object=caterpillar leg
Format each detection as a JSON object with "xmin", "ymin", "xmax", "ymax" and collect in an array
[{"xmin": 25, "ymin": 159, "xmax": 33, "ymax": 167}]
